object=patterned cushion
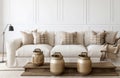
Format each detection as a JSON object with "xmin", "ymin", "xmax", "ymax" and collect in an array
[
  {"xmin": 105, "ymin": 31, "xmax": 118, "ymax": 45},
  {"xmin": 21, "ymin": 31, "xmax": 33, "ymax": 45},
  {"xmin": 32, "ymin": 31, "xmax": 48, "ymax": 44},
  {"xmin": 60, "ymin": 32, "xmax": 77, "ymax": 45},
  {"xmin": 90, "ymin": 31, "xmax": 105, "ymax": 45}
]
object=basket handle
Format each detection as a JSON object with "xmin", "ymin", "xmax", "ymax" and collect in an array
[
  {"xmin": 52, "ymin": 52, "xmax": 63, "ymax": 57},
  {"xmin": 81, "ymin": 52, "xmax": 88, "ymax": 56}
]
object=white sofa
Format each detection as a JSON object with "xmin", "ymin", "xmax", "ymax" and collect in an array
[{"xmin": 6, "ymin": 31, "xmax": 120, "ymax": 67}]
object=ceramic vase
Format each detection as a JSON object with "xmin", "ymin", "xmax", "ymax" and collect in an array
[
  {"xmin": 50, "ymin": 52, "xmax": 65, "ymax": 75},
  {"xmin": 77, "ymin": 52, "xmax": 92, "ymax": 75}
]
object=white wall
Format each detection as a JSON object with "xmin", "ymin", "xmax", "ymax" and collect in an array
[
  {"xmin": 0, "ymin": 0, "xmax": 4, "ymax": 53},
  {"xmin": 0, "ymin": 0, "xmax": 120, "ymax": 52}
]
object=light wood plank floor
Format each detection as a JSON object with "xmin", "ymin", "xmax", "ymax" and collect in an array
[{"xmin": 0, "ymin": 71, "xmax": 120, "ymax": 78}]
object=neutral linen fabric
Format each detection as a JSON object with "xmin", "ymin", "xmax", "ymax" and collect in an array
[
  {"xmin": 105, "ymin": 31, "xmax": 118, "ymax": 45},
  {"xmin": 37, "ymin": 30, "xmax": 55, "ymax": 46},
  {"xmin": 60, "ymin": 32, "xmax": 77, "ymax": 44},
  {"xmin": 16, "ymin": 44, "xmax": 52, "ymax": 57},
  {"xmin": 117, "ymin": 39, "xmax": 120, "ymax": 45},
  {"xmin": 32, "ymin": 31, "xmax": 48, "ymax": 44},
  {"xmin": 87, "ymin": 45, "xmax": 107, "ymax": 57},
  {"xmin": 14, "ymin": 57, "xmax": 100, "ymax": 67},
  {"xmin": 77, "ymin": 31, "xmax": 84, "ymax": 45},
  {"xmin": 89, "ymin": 31, "xmax": 105, "ymax": 45},
  {"xmin": 106, "ymin": 44, "xmax": 120, "ymax": 59},
  {"xmin": 47, "ymin": 31, "xmax": 55, "ymax": 46},
  {"xmin": 21, "ymin": 31, "xmax": 33, "ymax": 45},
  {"xmin": 6, "ymin": 30, "xmax": 120, "ymax": 67},
  {"xmin": 84, "ymin": 31, "xmax": 91, "ymax": 46},
  {"xmin": 6, "ymin": 38, "xmax": 22, "ymax": 67},
  {"xmin": 15, "ymin": 57, "xmax": 50, "ymax": 67},
  {"xmin": 51, "ymin": 45, "xmax": 87, "ymax": 57},
  {"xmin": 55, "ymin": 31, "xmax": 77, "ymax": 45}
]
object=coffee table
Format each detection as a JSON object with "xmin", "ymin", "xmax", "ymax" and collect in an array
[{"xmin": 21, "ymin": 62, "xmax": 118, "ymax": 76}]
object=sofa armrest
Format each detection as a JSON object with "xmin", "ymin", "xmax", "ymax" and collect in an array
[{"xmin": 6, "ymin": 38, "xmax": 22, "ymax": 67}]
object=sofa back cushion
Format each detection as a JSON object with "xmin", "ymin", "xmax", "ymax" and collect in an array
[
  {"xmin": 47, "ymin": 31, "xmax": 55, "ymax": 46},
  {"xmin": 84, "ymin": 31, "xmax": 91, "ymax": 46},
  {"xmin": 77, "ymin": 31, "xmax": 84, "ymax": 45}
]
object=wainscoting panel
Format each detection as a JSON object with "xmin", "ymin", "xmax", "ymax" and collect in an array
[
  {"xmin": 10, "ymin": 0, "xmax": 35, "ymax": 24},
  {"xmin": 111, "ymin": 0, "xmax": 120, "ymax": 24},
  {"xmin": 87, "ymin": 0, "xmax": 110, "ymax": 24},
  {"xmin": 89, "ymin": 25, "xmax": 112, "ymax": 31},
  {"xmin": 37, "ymin": 0, "xmax": 58, "ymax": 24},
  {"xmin": 62, "ymin": 0, "xmax": 84, "ymax": 24},
  {"xmin": 0, "ymin": 0, "xmax": 3, "ymax": 24}
]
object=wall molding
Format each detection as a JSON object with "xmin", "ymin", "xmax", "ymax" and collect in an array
[
  {"xmin": 57, "ymin": 0, "xmax": 63, "ymax": 21},
  {"xmin": 9, "ymin": 0, "xmax": 35, "ymax": 24},
  {"xmin": 87, "ymin": 0, "xmax": 111, "ymax": 24},
  {"xmin": 6, "ymin": 0, "xmax": 120, "ymax": 25}
]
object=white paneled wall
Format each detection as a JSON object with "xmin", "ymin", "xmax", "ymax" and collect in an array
[
  {"xmin": 0, "ymin": 0, "xmax": 120, "ymax": 52},
  {"xmin": 10, "ymin": 0, "xmax": 35, "ymax": 24},
  {"xmin": 7, "ymin": 0, "xmax": 120, "ymax": 26},
  {"xmin": 63, "ymin": 0, "xmax": 84, "ymax": 24},
  {"xmin": 0, "ymin": 0, "xmax": 3, "ymax": 53},
  {"xmin": 37, "ymin": 0, "xmax": 58, "ymax": 24},
  {"xmin": 111, "ymin": 0, "xmax": 120, "ymax": 24},
  {"xmin": 87, "ymin": 0, "xmax": 110, "ymax": 24}
]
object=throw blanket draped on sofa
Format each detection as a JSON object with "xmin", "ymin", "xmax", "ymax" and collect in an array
[{"xmin": 100, "ymin": 43, "xmax": 120, "ymax": 61}]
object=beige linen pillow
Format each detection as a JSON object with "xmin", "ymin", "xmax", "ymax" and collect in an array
[
  {"xmin": 21, "ymin": 31, "xmax": 33, "ymax": 45},
  {"xmin": 32, "ymin": 31, "xmax": 48, "ymax": 44},
  {"xmin": 90, "ymin": 31, "xmax": 105, "ymax": 45},
  {"xmin": 60, "ymin": 32, "xmax": 77, "ymax": 45},
  {"xmin": 105, "ymin": 31, "xmax": 118, "ymax": 45}
]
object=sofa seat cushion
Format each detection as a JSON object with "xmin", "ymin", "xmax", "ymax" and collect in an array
[
  {"xmin": 16, "ymin": 44, "xmax": 52, "ymax": 57},
  {"xmin": 87, "ymin": 45, "xmax": 106, "ymax": 57},
  {"xmin": 51, "ymin": 45, "xmax": 87, "ymax": 57}
]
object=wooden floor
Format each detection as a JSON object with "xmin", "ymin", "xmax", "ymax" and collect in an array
[{"xmin": 0, "ymin": 71, "xmax": 120, "ymax": 78}]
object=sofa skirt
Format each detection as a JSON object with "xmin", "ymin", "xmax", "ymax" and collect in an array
[
  {"xmin": 6, "ymin": 57, "xmax": 50, "ymax": 67},
  {"xmin": 6, "ymin": 57, "xmax": 101, "ymax": 67}
]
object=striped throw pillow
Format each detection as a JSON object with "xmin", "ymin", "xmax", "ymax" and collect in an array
[
  {"xmin": 32, "ymin": 31, "xmax": 48, "ymax": 44},
  {"xmin": 90, "ymin": 31, "xmax": 105, "ymax": 45},
  {"xmin": 60, "ymin": 32, "xmax": 77, "ymax": 45}
]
